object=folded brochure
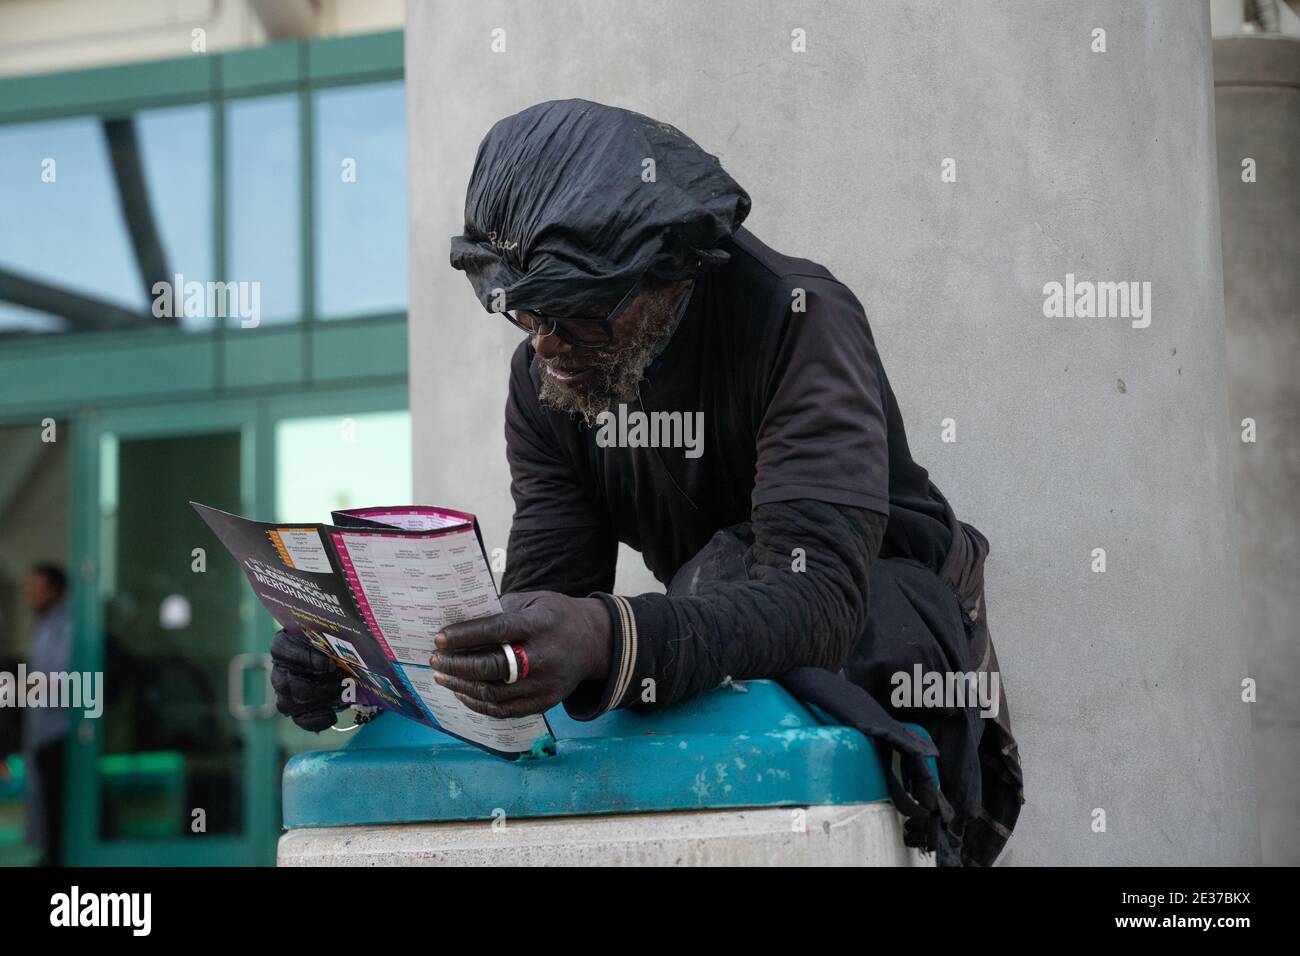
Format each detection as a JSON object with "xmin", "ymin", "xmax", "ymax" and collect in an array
[{"xmin": 192, "ymin": 501, "xmax": 552, "ymax": 759}]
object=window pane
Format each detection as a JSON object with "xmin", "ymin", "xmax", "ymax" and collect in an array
[
  {"xmin": 134, "ymin": 106, "xmax": 214, "ymax": 326},
  {"xmin": 313, "ymin": 82, "xmax": 408, "ymax": 319},
  {"xmin": 274, "ymin": 409, "xmax": 411, "ymax": 756},
  {"xmin": 275, "ymin": 410, "xmax": 411, "ymax": 520},
  {"xmin": 226, "ymin": 95, "xmax": 301, "ymax": 326},
  {"xmin": 0, "ymin": 105, "xmax": 213, "ymax": 337}
]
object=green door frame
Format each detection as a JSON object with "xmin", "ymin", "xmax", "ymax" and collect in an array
[
  {"xmin": 67, "ymin": 398, "xmax": 271, "ymax": 866},
  {"xmin": 62, "ymin": 383, "xmax": 408, "ymax": 865}
]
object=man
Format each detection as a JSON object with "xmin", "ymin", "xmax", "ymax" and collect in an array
[
  {"xmin": 22, "ymin": 563, "xmax": 71, "ymax": 867},
  {"xmin": 271, "ymin": 99, "xmax": 1021, "ymax": 865}
]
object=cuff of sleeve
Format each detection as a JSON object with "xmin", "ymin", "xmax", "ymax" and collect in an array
[{"xmin": 562, "ymin": 593, "xmax": 640, "ymax": 721}]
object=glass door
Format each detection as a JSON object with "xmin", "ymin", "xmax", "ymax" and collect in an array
[
  {"xmin": 67, "ymin": 402, "xmax": 274, "ymax": 865},
  {"xmin": 64, "ymin": 387, "xmax": 409, "ymax": 864}
]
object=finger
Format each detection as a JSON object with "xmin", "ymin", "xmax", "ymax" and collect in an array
[
  {"xmin": 429, "ymin": 648, "xmax": 509, "ymax": 682},
  {"xmin": 276, "ymin": 663, "xmax": 339, "ymax": 690},
  {"xmin": 275, "ymin": 685, "xmax": 337, "ymax": 720},
  {"xmin": 499, "ymin": 591, "xmax": 541, "ymax": 614},
  {"xmin": 434, "ymin": 671, "xmax": 533, "ymax": 703},
  {"xmin": 453, "ymin": 691, "xmax": 550, "ymax": 719},
  {"xmin": 436, "ymin": 612, "xmax": 527, "ymax": 652},
  {"xmin": 272, "ymin": 630, "xmax": 339, "ymax": 675},
  {"xmin": 291, "ymin": 706, "xmax": 339, "ymax": 732},
  {"xmin": 272, "ymin": 667, "xmax": 343, "ymax": 706}
]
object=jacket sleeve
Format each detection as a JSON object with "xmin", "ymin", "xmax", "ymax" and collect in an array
[
  {"xmin": 501, "ymin": 524, "xmax": 616, "ymax": 598},
  {"xmin": 563, "ymin": 499, "xmax": 886, "ymax": 718}
]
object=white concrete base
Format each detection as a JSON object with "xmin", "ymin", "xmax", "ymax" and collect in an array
[{"xmin": 278, "ymin": 803, "xmax": 934, "ymax": 866}]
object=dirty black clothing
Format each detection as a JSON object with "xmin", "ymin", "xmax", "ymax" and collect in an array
[
  {"xmin": 499, "ymin": 226, "xmax": 1022, "ymax": 864},
  {"xmin": 502, "ymin": 225, "xmax": 953, "ymax": 697},
  {"xmin": 506, "ymin": 498, "xmax": 887, "ymax": 715},
  {"xmin": 503, "ymin": 226, "xmax": 952, "ymax": 574}
]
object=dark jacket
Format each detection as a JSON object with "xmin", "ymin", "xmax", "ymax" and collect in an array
[{"xmin": 499, "ymin": 230, "xmax": 1023, "ymax": 865}]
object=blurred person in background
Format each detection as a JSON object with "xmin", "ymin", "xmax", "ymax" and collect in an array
[{"xmin": 22, "ymin": 564, "xmax": 71, "ymax": 866}]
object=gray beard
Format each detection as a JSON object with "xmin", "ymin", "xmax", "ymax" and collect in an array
[{"xmin": 537, "ymin": 283, "xmax": 686, "ymax": 424}]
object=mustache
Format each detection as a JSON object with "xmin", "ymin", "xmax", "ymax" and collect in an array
[
  {"xmin": 543, "ymin": 358, "xmax": 592, "ymax": 373},
  {"xmin": 542, "ymin": 351, "xmax": 620, "ymax": 375}
]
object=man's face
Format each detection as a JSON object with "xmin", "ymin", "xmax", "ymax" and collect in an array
[
  {"xmin": 529, "ymin": 279, "xmax": 692, "ymax": 422},
  {"xmin": 24, "ymin": 572, "xmax": 60, "ymax": 613}
]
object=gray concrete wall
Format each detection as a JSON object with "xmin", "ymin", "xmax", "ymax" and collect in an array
[
  {"xmin": 1214, "ymin": 35, "xmax": 1300, "ymax": 867},
  {"xmin": 407, "ymin": 0, "xmax": 1259, "ymax": 864}
]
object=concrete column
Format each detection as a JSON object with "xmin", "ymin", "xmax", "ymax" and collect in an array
[
  {"xmin": 1214, "ymin": 35, "xmax": 1300, "ymax": 867},
  {"xmin": 407, "ymin": 0, "xmax": 1258, "ymax": 864}
]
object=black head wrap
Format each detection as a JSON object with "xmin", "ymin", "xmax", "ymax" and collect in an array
[{"xmin": 449, "ymin": 99, "xmax": 750, "ymax": 316}]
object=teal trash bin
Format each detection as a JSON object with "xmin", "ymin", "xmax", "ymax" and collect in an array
[{"xmin": 278, "ymin": 679, "xmax": 932, "ymax": 866}]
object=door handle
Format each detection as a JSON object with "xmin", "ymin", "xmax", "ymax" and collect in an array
[{"xmin": 228, "ymin": 653, "xmax": 276, "ymax": 720}]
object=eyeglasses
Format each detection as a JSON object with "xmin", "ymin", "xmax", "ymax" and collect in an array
[{"xmin": 500, "ymin": 277, "xmax": 643, "ymax": 349}]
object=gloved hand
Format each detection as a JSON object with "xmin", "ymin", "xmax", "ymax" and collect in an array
[{"xmin": 270, "ymin": 630, "xmax": 345, "ymax": 731}]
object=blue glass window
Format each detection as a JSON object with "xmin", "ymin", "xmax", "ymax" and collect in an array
[
  {"xmin": 226, "ymin": 94, "xmax": 301, "ymax": 326},
  {"xmin": 313, "ymin": 82, "xmax": 408, "ymax": 319},
  {"xmin": 0, "ymin": 104, "xmax": 213, "ymax": 336}
]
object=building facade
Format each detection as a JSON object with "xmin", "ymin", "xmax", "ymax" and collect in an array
[{"xmin": 0, "ymin": 1, "xmax": 409, "ymax": 866}]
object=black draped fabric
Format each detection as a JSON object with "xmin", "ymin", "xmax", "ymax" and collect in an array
[
  {"xmin": 450, "ymin": 98, "xmax": 751, "ymax": 318},
  {"xmin": 668, "ymin": 517, "xmax": 1022, "ymax": 867}
]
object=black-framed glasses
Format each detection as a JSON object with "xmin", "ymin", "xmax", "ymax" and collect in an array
[{"xmin": 500, "ymin": 276, "xmax": 643, "ymax": 349}]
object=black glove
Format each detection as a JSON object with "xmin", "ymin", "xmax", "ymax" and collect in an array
[{"xmin": 270, "ymin": 630, "xmax": 345, "ymax": 732}]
